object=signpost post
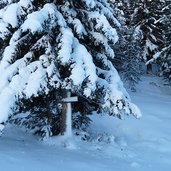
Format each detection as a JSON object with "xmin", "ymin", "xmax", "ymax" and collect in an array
[{"xmin": 60, "ymin": 89, "xmax": 78, "ymax": 137}]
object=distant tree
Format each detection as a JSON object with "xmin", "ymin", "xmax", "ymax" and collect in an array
[
  {"xmin": 109, "ymin": 0, "xmax": 171, "ymax": 83},
  {"xmin": 121, "ymin": 28, "xmax": 142, "ymax": 92},
  {"xmin": 160, "ymin": 1, "xmax": 171, "ymax": 84},
  {"xmin": 111, "ymin": 0, "xmax": 142, "ymax": 91},
  {"xmin": 132, "ymin": 0, "xmax": 164, "ymax": 74},
  {"xmin": 0, "ymin": 0, "xmax": 141, "ymax": 137},
  {"xmin": 141, "ymin": 0, "xmax": 171, "ymax": 83}
]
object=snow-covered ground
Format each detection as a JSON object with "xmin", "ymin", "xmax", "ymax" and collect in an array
[{"xmin": 0, "ymin": 75, "xmax": 171, "ymax": 171}]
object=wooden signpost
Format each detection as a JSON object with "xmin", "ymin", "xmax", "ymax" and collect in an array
[{"xmin": 60, "ymin": 89, "xmax": 78, "ymax": 137}]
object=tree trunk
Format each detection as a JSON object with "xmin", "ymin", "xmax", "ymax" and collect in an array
[
  {"xmin": 146, "ymin": 55, "xmax": 153, "ymax": 74},
  {"xmin": 0, "ymin": 123, "xmax": 5, "ymax": 135}
]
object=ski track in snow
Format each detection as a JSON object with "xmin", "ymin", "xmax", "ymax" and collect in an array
[{"xmin": 0, "ymin": 75, "xmax": 171, "ymax": 171}]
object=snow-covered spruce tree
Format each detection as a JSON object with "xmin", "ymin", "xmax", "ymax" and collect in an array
[
  {"xmin": 136, "ymin": 0, "xmax": 171, "ymax": 83},
  {"xmin": 160, "ymin": 49, "xmax": 171, "ymax": 84},
  {"xmin": 159, "ymin": 1, "xmax": 171, "ymax": 84},
  {"xmin": 120, "ymin": 29, "xmax": 142, "ymax": 92},
  {"xmin": 110, "ymin": 0, "xmax": 142, "ymax": 91},
  {"xmin": 0, "ymin": 0, "xmax": 141, "ymax": 137},
  {"xmin": 131, "ymin": 0, "xmax": 164, "ymax": 74}
]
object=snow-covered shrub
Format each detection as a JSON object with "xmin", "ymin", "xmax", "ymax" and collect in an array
[{"xmin": 0, "ymin": 0, "xmax": 141, "ymax": 137}]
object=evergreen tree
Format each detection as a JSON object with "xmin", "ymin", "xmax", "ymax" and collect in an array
[
  {"xmin": 121, "ymin": 29, "xmax": 142, "ymax": 92},
  {"xmin": 111, "ymin": 0, "xmax": 142, "ymax": 91},
  {"xmin": 132, "ymin": 0, "xmax": 164, "ymax": 74},
  {"xmin": 141, "ymin": 0, "xmax": 171, "ymax": 83},
  {"xmin": 160, "ymin": 1, "xmax": 171, "ymax": 84},
  {"xmin": 0, "ymin": 0, "xmax": 141, "ymax": 137}
]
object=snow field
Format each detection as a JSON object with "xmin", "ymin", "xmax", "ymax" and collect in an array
[{"xmin": 0, "ymin": 75, "xmax": 171, "ymax": 171}]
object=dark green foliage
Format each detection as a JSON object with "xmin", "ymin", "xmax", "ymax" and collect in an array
[
  {"xmin": 72, "ymin": 112, "xmax": 92, "ymax": 131},
  {"xmin": 10, "ymin": 91, "xmax": 61, "ymax": 137},
  {"xmin": 113, "ymin": 0, "xmax": 171, "ymax": 84},
  {"xmin": 10, "ymin": 91, "xmax": 95, "ymax": 137},
  {"xmin": 160, "ymin": 1, "xmax": 171, "ymax": 83},
  {"xmin": 121, "ymin": 36, "xmax": 142, "ymax": 91},
  {"xmin": 112, "ymin": 1, "xmax": 142, "ymax": 90}
]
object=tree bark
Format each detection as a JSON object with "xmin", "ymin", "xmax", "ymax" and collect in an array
[{"xmin": 146, "ymin": 55, "xmax": 153, "ymax": 74}]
